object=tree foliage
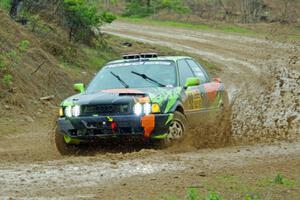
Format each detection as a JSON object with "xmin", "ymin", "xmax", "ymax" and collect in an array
[
  {"xmin": 123, "ymin": 0, "xmax": 189, "ymax": 17},
  {"xmin": 63, "ymin": 0, "xmax": 102, "ymax": 41}
]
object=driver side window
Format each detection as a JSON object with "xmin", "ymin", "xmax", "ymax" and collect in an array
[
  {"xmin": 177, "ymin": 59, "xmax": 195, "ymax": 86},
  {"xmin": 186, "ymin": 59, "xmax": 209, "ymax": 83}
]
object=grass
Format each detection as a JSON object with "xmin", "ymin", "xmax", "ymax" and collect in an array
[
  {"xmin": 158, "ymin": 172, "xmax": 298, "ymax": 200},
  {"xmin": 119, "ymin": 17, "xmax": 300, "ymax": 41},
  {"xmin": 2, "ymin": 74, "xmax": 12, "ymax": 85},
  {"xmin": 18, "ymin": 40, "xmax": 30, "ymax": 52},
  {"xmin": 0, "ymin": 58, "xmax": 5, "ymax": 69},
  {"xmin": 120, "ymin": 17, "xmax": 257, "ymax": 36},
  {"xmin": 162, "ymin": 189, "xmax": 223, "ymax": 200},
  {"xmin": 0, "ymin": 0, "xmax": 10, "ymax": 11},
  {"xmin": 273, "ymin": 173, "xmax": 295, "ymax": 187}
]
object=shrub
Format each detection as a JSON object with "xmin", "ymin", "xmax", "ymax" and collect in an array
[
  {"xmin": 204, "ymin": 192, "xmax": 222, "ymax": 200},
  {"xmin": 0, "ymin": 0, "xmax": 10, "ymax": 11},
  {"xmin": 100, "ymin": 11, "xmax": 117, "ymax": 23},
  {"xmin": 123, "ymin": 0, "xmax": 154, "ymax": 17},
  {"xmin": 123, "ymin": 0, "xmax": 189, "ymax": 17},
  {"xmin": 2, "ymin": 74, "xmax": 13, "ymax": 85},
  {"xmin": 19, "ymin": 40, "xmax": 30, "ymax": 52},
  {"xmin": 273, "ymin": 173, "xmax": 294, "ymax": 186},
  {"xmin": 187, "ymin": 188, "xmax": 200, "ymax": 200},
  {"xmin": 62, "ymin": 0, "xmax": 102, "ymax": 41}
]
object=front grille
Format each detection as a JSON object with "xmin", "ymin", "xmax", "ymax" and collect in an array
[{"xmin": 81, "ymin": 104, "xmax": 130, "ymax": 116}]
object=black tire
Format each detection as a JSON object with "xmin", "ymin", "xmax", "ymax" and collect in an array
[
  {"xmin": 161, "ymin": 111, "xmax": 188, "ymax": 146},
  {"xmin": 53, "ymin": 128, "xmax": 79, "ymax": 155}
]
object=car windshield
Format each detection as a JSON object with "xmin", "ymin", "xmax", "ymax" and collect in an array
[{"xmin": 86, "ymin": 61, "xmax": 177, "ymax": 93}]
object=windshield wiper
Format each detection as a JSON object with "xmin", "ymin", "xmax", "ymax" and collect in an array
[
  {"xmin": 110, "ymin": 71, "xmax": 129, "ymax": 88},
  {"xmin": 131, "ymin": 71, "xmax": 166, "ymax": 87}
]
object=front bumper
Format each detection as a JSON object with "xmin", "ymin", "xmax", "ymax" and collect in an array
[{"xmin": 57, "ymin": 113, "xmax": 172, "ymax": 140}]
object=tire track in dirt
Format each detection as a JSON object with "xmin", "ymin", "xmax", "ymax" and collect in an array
[{"xmin": 1, "ymin": 141, "xmax": 300, "ymax": 199}]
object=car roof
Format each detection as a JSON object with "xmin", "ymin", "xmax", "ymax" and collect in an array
[{"xmin": 106, "ymin": 56, "xmax": 192, "ymax": 65}]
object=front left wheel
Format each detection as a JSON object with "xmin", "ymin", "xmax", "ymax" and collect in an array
[
  {"xmin": 53, "ymin": 128, "xmax": 80, "ymax": 155},
  {"xmin": 164, "ymin": 111, "xmax": 188, "ymax": 145}
]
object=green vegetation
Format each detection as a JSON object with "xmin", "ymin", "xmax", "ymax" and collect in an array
[
  {"xmin": 7, "ymin": 50, "xmax": 18, "ymax": 61},
  {"xmin": 119, "ymin": 17, "xmax": 300, "ymax": 41},
  {"xmin": 0, "ymin": 58, "xmax": 5, "ymax": 69},
  {"xmin": 187, "ymin": 188, "xmax": 200, "ymax": 200},
  {"xmin": 2, "ymin": 74, "xmax": 12, "ymax": 85},
  {"xmin": 161, "ymin": 189, "xmax": 223, "ymax": 200},
  {"xmin": 204, "ymin": 192, "xmax": 222, "ymax": 200},
  {"xmin": 63, "ymin": 0, "xmax": 102, "ymax": 41},
  {"xmin": 120, "ymin": 17, "xmax": 257, "ymax": 36},
  {"xmin": 100, "ymin": 11, "xmax": 117, "ymax": 23},
  {"xmin": 244, "ymin": 193, "xmax": 261, "ymax": 200},
  {"xmin": 123, "ymin": 0, "xmax": 189, "ymax": 18},
  {"xmin": 18, "ymin": 40, "xmax": 30, "ymax": 52},
  {"xmin": 0, "ymin": 0, "xmax": 10, "ymax": 11},
  {"xmin": 157, "ymin": 171, "xmax": 299, "ymax": 200},
  {"xmin": 62, "ymin": 0, "xmax": 116, "ymax": 41},
  {"xmin": 273, "ymin": 173, "xmax": 295, "ymax": 186}
]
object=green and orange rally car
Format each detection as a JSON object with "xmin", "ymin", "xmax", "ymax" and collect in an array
[{"xmin": 55, "ymin": 53, "xmax": 230, "ymax": 154}]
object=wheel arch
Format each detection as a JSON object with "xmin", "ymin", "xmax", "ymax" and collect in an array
[{"xmin": 171, "ymin": 102, "xmax": 185, "ymax": 115}]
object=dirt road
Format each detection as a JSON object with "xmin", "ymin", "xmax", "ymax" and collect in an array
[{"xmin": 0, "ymin": 21, "xmax": 299, "ymax": 199}]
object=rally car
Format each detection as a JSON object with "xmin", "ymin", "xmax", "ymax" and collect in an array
[{"xmin": 55, "ymin": 53, "xmax": 231, "ymax": 154}]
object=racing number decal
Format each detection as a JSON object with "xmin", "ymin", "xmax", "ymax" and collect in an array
[
  {"xmin": 193, "ymin": 91, "xmax": 201, "ymax": 110},
  {"xmin": 186, "ymin": 89, "xmax": 201, "ymax": 110}
]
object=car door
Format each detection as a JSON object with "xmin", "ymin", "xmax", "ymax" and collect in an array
[
  {"xmin": 177, "ymin": 59, "xmax": 203, "ymax": 127},
  {"xmin": 186, "ymin": 59, "xmax": 223, "ymax": 110}
]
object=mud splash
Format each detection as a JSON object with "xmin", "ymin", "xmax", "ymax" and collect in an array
[{"xmin": 232, "ymin": 56, "xmax": 300, "ymax": 143}]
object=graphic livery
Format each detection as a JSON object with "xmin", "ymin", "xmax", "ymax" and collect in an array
[{"xmin": 55, "ymin": 54, "xmax": 229, "ymax": 154}]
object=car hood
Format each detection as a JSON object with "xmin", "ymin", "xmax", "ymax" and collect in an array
[{"xmin": 61, "ymin": 87, "xmax": 184, "ymax": 113}]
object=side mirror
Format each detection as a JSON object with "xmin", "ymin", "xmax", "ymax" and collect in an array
[
  {"xmin": 74, "ymin": 83, "xmax": 85, "ymax": 93},
  {"xmin": 185, "ymin": 77, "xmax": 200, "ymax": 88}
]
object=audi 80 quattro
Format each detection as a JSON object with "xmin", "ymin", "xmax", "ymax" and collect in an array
[{"xmin": 55, "ymin": 53, "xmax": 231, "ymax": 154}]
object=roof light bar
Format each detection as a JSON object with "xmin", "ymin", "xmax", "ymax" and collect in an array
[{"xmin": 123, "ymin": 53, "xmax": 158, "ymax": 60}]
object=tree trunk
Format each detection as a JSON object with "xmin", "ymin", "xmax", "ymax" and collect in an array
[{"xmin": 9, "ymin": 0, "xmax": 23, "ymax": 18}]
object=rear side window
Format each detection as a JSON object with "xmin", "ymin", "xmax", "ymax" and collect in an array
[
  {"xmin": 177, "ymin": 59, "xmax": 194, "ymax": 86},
  {"xmin": 186, "ymin": 59, "xmax": 209, "ymax": 83}
]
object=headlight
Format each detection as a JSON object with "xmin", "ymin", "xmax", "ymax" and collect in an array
[
  {"xmin": 144, "ymin": 103, "xmax": 151, "ymax": 115},
  {"xmin": 64, "ymin": 106, "xmax": 72, "ymax": 117},
  {"xmin": 72, "ymin": 105, "xmax": 81, "ymax": 117},
  {"xmin": 133, "ymin": 103, "xmax": 142, "ymax": 116},
  {"xmin": 133, "ymin": 103, "xmax": 160, "ymax": 115},
  {"xmin": 64, "ymin": 105, "xmax": 80, "ymax": 117}
]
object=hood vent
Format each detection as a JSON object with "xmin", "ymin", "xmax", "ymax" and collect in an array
[{"xmin": 118, "ymin": 93, "xmax": 146, "ymax": 97}]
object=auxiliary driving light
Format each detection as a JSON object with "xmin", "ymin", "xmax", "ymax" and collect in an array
[
  {"xmin": 72, "ymin": 105, "xmax": 81, "ymax": 117},
  {"xmin": 133, "ymin": 103, "xmax": 160, "ymax": 115},
  {"xmin": 144, "ymin": 103, "xmax": 151, "ymax": 115},
  {"xmin": 151, "ymin": 103, "xmax": 160, "ymax": 113},
  {"xmin": 64, "ymin": 106, "xmax": 72, "ymax": 117},
  {"xmin": 133, "ymin": 103, "xmax": 143, "ymax": 116}
]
